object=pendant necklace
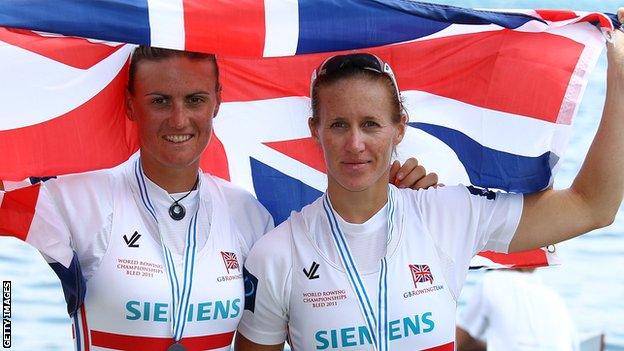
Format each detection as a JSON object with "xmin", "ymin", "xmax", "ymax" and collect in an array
[
  {"xmin": 168, "ymin": 176, "xmax": 199, "ymax": 221},
  {"xmin": 134, "ymin": 159, "xmax": 197, "ymax": 350}
]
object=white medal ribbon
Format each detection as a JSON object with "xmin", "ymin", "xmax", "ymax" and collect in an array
[
  {"xmin": 322, "ymin": 186, "xmax": 396, "ymax": 351},
  {"xmin": 134, "ymin": 159, "xmax": 199, "ymax": 342}
]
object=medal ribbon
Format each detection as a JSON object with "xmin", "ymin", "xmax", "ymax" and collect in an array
[
  {"xmin": 322, "ymin": 186, "xmax": 395, "ymax": 351},
  {"xmin": 134, "ymin": 160, "xmax": 199, "ymax": 342}
]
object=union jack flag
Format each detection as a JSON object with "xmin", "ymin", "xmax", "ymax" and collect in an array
[
  {"xmin": 409, "ymin": 264, "xmax": 434, "ymax": 289},
  {"xmin": 0, "ymin": 0, "xmax": 613, "ymax": 270},
  {"xmin": 221, "ymin": 251, "xmax": 240, "ymax": 274}
]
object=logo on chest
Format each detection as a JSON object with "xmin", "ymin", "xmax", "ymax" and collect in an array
[
  {"xmin": 115, "ymin": 258, "xmax": 165, "ymax": 278},
  {"xmin": 216, "ymin": 251, "xmax": 243, "ymax": 283},
  {"xmin": 409, "ymin": 264, "xmax": 434, "ymax": 288},
  {"xmin": 302, "ymin": 289, "xmax": 348, "ymax": 309},
  {"xmin": 403, "ymin": 264, "xmax": 445, "ymax": 299},
  {"xmin": 303, "ymin": 261, "xmax": 320, "ymax": 280},
  {"xmin": 220, "ymin": 251, "xmax": 240, "ymax": 274},
  {"xmin": 123, "ymin": 231, "xmax": 141, "ymax": 248}
]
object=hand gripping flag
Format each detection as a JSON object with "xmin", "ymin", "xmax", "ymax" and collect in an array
[{"xmin": 0, "ymin": 1, "xmax": 619, "ymax": 269}]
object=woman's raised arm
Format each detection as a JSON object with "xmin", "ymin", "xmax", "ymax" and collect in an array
[{"xmin": 510, "ymin": 8, "xmax": 624, "ymax": 252}]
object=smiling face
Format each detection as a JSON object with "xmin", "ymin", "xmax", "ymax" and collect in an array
[
  {"xmin": 126, "ymin": 56, "xmax": 220, "ymax": 179},
  {"xmin": 310, "ymin": 75, "xmax": 405, "ymax": 194}
]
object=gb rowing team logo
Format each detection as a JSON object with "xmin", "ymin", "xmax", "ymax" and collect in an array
[
  {"xmin": 216, "ymin": 252, "xmax": 242, "ymax": 284},
  {"xmin": 403, "ymin": 264, "xmax": 444, "ymax": 299},
  {"xmin": 220, "ymin": 251, "xmax": 240, "ymax": 274},
  {"xmin": 409, "ymin": 264, "xmax": 433, "ymax": 289}
]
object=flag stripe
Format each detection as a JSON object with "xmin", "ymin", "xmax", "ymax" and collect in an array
[
  {"xmin": 296, "ymin": 0, "xmax": 448, "ymax": 54},
  {"xmin": 410, "ymin": 123, "xmax": 558, "ymax": 192},
  {"xmin": 183, "ymin": 0, "xmax": 265, "ymax": 56},
  {"xmin": 0, "ymin": 184, "xmax": 41, "ymax": 242},
  {"xmin": 263, "ymin": 0, "xmax": 299, "ymax": 57},
  {"xmin": 0, "ymin": 32, "xmax": 132, "ymax": 131},
  {"xmin": 0, "ymin": 64, "xmax": 136, "ymax": 181},
  {"xmin": 220, "ymin": 29, "xmax": 584, "ymax": 123},
  {"xmin": 200, "ymin": 134, "xmax": 230, "ymax": 181},
  {"xmin": 0, "ymin": 0, "xmax": 150, "ymax": 45},
  {"xmin": 295, "ymin": 0, "xmax": 540, "ymax": 54},
  {"xmin": 147, "ymin": 0, "xmax": 185, "ymax": 49},
  {"xmin": 391, "ymin": 30, "xmax": 583, "ymax": 123},
  {"xmin": 0, "ymin": 2, "xmax": 614, "ymax": 59},
  {"xmin": 536, "ymin": 10, "xmax": 615, "ymax": 29},
  {"xmin": 0, "ymin": 28, "xmax": 123, "ymax": 70},
  {"xmin": 251, "ymin": 158, "xmax": 322, "ymax": 224},
  {"xmin": 477, "ymin": 250, "xmax": 550, "ymax": 268},
  {"xmin": 264, "ymin": 138, "xmax": 326, "ymax": 173},
  {"xmin": 403, "ymin": 91, "xmax": 571, "ymax": 157},
  {"xmin": 536, "ymin": 9, "xmax": 578, "ymax": 22}
]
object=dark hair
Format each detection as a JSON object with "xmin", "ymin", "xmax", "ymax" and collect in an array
[
  {"xmin": 127, "ymin": 46, "xmax": 221, "ymax": 94},
  {"xmin": 310, "ymin": 56, "xmax": 407, "ymax": 126}
]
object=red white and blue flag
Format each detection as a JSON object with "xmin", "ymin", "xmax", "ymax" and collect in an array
[
  {"xmin": 409, "ymin": 264, "xmax": 435, "ymax": 289},
  {"xmin": 221, "ymin": 251, "xmax": 240, "ymax": 274},
  {"xmin": 0, "ymin": 1, "xmax": 618, "ymax": 268}
]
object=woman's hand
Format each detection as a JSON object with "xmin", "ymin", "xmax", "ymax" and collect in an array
[
  {"xmin": 389, "ymin": 158, "xmax": 440, "ymax": 190},
  {"xmin": 607, "ymin": 8, "xmax": 624, "ymax": 75}
]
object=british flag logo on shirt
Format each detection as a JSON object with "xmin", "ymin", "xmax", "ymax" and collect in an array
[
  {"xmin": 221, "ymin": 251, "xmax": 240, "ymax": 274},
  {"xmin": 409, "ymin": 264, "xmax": 434, "ymax": 289}
]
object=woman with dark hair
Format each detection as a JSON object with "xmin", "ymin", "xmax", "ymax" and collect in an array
[{"xmin": 235, "ymin": 9, "xmax": 624, "ymax": 351}]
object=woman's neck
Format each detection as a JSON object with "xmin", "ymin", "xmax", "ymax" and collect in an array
[
  {"xmin": 141, "ymin": 160, "xmax": 199, "ymax": 194},
  {"xmin": 327, "ymin": 180, "xmax": 389, "ymax": 224}
]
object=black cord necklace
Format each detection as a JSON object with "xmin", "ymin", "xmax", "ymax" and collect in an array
[{"xmin": 168, "ymin": 176, "xmax": 199, "ymax": 221}]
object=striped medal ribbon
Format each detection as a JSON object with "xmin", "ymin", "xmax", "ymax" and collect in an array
[
  {"xmin": 134, "ymin": 159, "xmax": 199, "ymax": 348},
  {"xmin": 322, "ymin": 186, "xmax": 396, "ymax": 351}
]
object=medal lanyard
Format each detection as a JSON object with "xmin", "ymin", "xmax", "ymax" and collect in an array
[
  {"xmin": 322, "ymin": 186, "xmax": 396, "ymax": 351},
  {"xmin": 134, "ymin": 160, "xmax": 199, "ymax": 342}
]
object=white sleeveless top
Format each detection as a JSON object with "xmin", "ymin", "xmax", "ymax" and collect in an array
[
  {"xmin": 10, "ymin": 153, "xmax": 273, "ymax": 351},
  {"xmin": 72, "ymin": 159, "xmax": 248, "ymax": 350},
  {"xmin": 238, "ymin": 185, "xmax": 522, "ymax": 351}
]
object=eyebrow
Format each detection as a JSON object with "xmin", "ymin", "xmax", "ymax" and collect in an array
[{"xmin": 144, "ymin": 91, "xmax": 212, "ymax": 97}]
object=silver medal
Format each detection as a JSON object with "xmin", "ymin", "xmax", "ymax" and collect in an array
[{"xmin": 167, "ymin": 342, "xmax": 186, "ymax": 351}]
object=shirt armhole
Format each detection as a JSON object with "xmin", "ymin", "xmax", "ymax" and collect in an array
[
  {"xmin": 71, "ymin": 171, "xmax": 116, "ymax": 282},
  {"xmin": 237, "ymin": 225, "xmax": 293, "ymax": 345},
  {"xmin": 483, "ymin": 193, "xmax": 524, "ymax": 253}
]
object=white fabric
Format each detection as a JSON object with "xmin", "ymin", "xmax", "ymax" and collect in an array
[
  {"xmin": 143, "ymin": 175, "xmax": 201, "ymax": 256},
  {"xmin": 85, "ymin": 160, "xmax": 243, "ymax": 349},
  {"xmin": 335, "ymin": 203, "xmax": 388, "ymax": 273},
  {"xmin": 238, "ymin": 185, "xmax": 522, "ymax": 350},
  {"xmin": 36, "ymin": 154, "xmax": 272, "ymax": 276},
  {"xmin": 457, "ymin": 270, "xmax": 580, "ymax": 351},
  {"xmin": 21, "ymin": 154, "xmax": 273, "ymax": 349}
]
